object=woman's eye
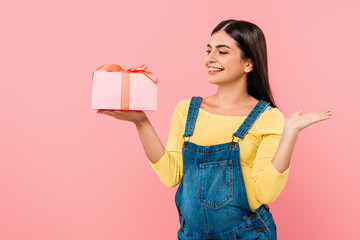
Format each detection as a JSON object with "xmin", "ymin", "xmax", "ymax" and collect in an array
[{"xmin": 206, "ymin": 50, "xmax": 227, "ymax": 55}]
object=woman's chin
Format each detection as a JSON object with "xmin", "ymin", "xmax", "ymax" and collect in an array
[
  {"xmin": 208, "ymin": 77, "xmax": 225, "ymax": 85},
  {"xmin": 207, "ymin": 79, "xmax": 218, "ymax": 85}
]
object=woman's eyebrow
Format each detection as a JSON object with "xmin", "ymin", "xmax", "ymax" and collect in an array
[{"xmin": 207, "ymin": 44, "xmax": 231, "ymax": 49}]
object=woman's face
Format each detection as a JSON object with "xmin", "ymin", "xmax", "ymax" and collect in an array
[{"xmin": 204, "ymin": 29, "xmax": 253, "ymax": 85}]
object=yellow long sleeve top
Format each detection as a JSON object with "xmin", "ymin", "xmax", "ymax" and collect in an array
[{"xmin": 148, "ymin": 98, "xmax": 290, "ymax": 211}]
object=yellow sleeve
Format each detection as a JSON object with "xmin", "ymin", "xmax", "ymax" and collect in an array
[
  {"xmin": 250, "ymin": 108, "xmax": 290, "ymax": 204},
  {"xmin": 147, "ymin": 100, "xmax": 188, "ymax": 188}
]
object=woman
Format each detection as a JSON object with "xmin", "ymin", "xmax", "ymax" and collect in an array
[{"xmin": 97, "ymin": 19, "xmax": 331, "ymax": 239}]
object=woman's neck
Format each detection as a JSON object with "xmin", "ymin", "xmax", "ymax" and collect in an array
[{"xmin": 211, "ymin": 81, "xmax": 255, "ymax": 108}]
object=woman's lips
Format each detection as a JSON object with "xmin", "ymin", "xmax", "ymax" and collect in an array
[{"xmin": 208, "ymin": 69, "xmax": 224, "ymax": 75}]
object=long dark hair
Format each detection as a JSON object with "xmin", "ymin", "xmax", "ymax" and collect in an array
[{"xmin": 211, "ymin": 19, "xmax": 280, "ymax": 109}]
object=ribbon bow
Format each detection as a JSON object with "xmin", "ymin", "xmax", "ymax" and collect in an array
[{"xmin": 94, "ymin": 64, "xmax": 157, "ymax": 83}]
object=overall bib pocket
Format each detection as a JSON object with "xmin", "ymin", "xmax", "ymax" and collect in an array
[{"xmin": 199, "ymin": 159, "xmax": 234, "ymax": 210}]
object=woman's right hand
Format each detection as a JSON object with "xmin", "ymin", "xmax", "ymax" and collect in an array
[{"xmin": 97, "ymin": 109, "xmax": 148, "ymax": 126}]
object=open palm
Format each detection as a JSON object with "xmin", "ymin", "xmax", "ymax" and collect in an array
[{"xmin": 286, "ymin": 108, "xmax": 332, "ymax": 132}]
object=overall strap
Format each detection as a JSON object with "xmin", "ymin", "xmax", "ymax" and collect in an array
[
  {"xmin": 183, "ymin": 96, "xmax": 202, "ymax": 138},
  {"xmin": 233, "ymin": 100, "xmax": 270, "ymax": 139}
]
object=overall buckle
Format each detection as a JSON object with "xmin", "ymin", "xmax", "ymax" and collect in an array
[
  {"xmin": 230, "ymin": 135, "xmax": 240, "ymax": 147},
  {"xmin": 183, "ymin": 136, "xmax": 191, "ymax": 147}
]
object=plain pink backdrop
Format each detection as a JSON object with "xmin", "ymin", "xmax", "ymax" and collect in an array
[{"xmin": 1, "ymin": 0, "xmax": 359, "ymax": 239}]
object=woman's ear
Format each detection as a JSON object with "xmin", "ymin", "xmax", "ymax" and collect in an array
[{"xmin": 245, "ymin": 58, "xmax": 254, "ymax": 73}]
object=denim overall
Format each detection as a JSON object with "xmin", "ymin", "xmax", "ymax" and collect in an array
[{"xmin": 175, "ymin": 96, "xmax": 277, "ymax": 240}]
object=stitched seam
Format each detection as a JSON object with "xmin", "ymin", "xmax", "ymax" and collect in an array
[
  {"xmin": 184, "ymin": 224, "xmax": 247, "ymax": 239},
  {"xmin": 186, "ymin": 97, "xmax": 201, "ymax": 137},
  {"xmin": 265, "ymin": 215, "xmax": 274, "ymax": 226},
  {"xmin": 193, "ymin": 144, "xmax": 237, "ymax": 151},
  {"xmin": 235, "ymin": 101, "xmax": 269, "ymax": 138},
  {"xmin": 183, "ymin": 101, "xmax": 192, "ymax": 136},
  {"xmin": 234, "ymin": 104, "xmax": 260, "ymax": 138},
  {"xmin": 200, "ymin": 160, "xmax": 232, "ymax": 167},
  {"xmin": 186, "ymin": 97, "xmax": 196, "ymax": 136},
  {"xmin": 183, "ymin": 147, "xmax": 237, "ymax": 154},
  {"xmin": 182, "ymin": 142, "xmax": 239, "ymax": 154},
  {"xmin": 191, "ymin": 97, "xmax": 201, "ymax": 136},
  {"xmin": 257, "ymin": 215, "xmax": 272, "ymax": 240},
  {"xmin": 183, "ymin": 215, "xmax": 247, "ymax": 231},
  {"xmin": 237, "ymin": 103, "xmax": 264, "ymax": 137}
]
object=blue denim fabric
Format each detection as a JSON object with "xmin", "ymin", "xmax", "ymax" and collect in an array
[{"xmin": 175, "ymin": 96, "xmax": 277, "ymax": 240}]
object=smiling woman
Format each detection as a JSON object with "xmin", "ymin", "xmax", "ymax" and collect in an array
[
  {"xmin": 204, "ymin": 20, "xmax": 274, "ymax": 110},
  {"xmin": 97, "ymin": 19, "xmax": 332, "ymax": 240}
]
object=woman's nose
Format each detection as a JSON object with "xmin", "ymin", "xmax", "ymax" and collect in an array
[{"xmin": 206, "ymin": 52, "xmax": 217, "ymax": 63}]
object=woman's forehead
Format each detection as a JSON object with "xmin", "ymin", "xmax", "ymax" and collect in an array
[{"xmin": 208, "ymin": 31, "xmax": 237, "ymax": 48}]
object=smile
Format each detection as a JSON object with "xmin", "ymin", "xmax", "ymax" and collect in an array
[{"xmin": 208, "ymin": 68, "xmax": 224, "ymax": 75}]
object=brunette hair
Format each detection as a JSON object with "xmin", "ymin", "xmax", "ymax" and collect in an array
[{"xmin": 211, "ymin": 19, "xmax": 280, "ymax": 109}]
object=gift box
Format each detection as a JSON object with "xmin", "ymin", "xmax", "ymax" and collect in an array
[{"xmin": 92, "ymin": 64, "xmax": 158, "ymax": 111}]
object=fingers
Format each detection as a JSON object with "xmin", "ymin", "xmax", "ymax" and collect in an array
[
  {"xmin": 97, "ymin": 110, "xmax": 124, "ymax": 121},
  {"xmin": 318, "ymin": 109, "xmax": 332, "ymax": 118},
  {"xmin": 97, "ymin": 109, "xmax": 121, "ymax": 113},
  {"xmin": 313, "ymin": 109, "xmax": 332, "ymax": 122},
  {"xmin": 97, "ymin": 109, "xmax": 139, "ymax": 113},
  {"xmin": 96, "ymin": 109, "xmax": 133, "ymax": 119},
  {"xmin": 97, "ymin": 109, "xmax": 117, "ymax": 116},
  {"xmin": 99, "ymin": 111, "xmax": 113, "ymax": 117},
  {"xmin": 301, "ymin": 109, "xmax": 332, "ymax": 117},
  {"xmin": 99, "ymin": 110, "xmax": 121, "ymax": 115}
]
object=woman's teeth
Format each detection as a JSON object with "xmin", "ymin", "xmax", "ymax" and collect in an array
[{"xmin": 209, "ymin": 68, "xmax": 224, "ymax": 72}]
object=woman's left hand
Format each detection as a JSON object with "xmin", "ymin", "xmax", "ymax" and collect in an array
[{"xmin": 285, "ymin": 108, "xmax": 332, "ymax": 133}]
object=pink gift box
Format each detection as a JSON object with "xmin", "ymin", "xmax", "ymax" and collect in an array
[{"xmin": 91, "ymin": 64, "xmax": 157, "ymax": 111}]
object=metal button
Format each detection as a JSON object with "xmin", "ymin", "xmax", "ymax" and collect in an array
[
  {"xmin": 257, "ymin": 227, "xmax": 265, "ymax": 232},
  {"xmin": 230, "ymin": 141, "xmax": 235, "ymax": 147},
  {"xmin": 184, "ymin": 142, "xmax": 188, "ymax": 147},
  {"xmin": 249, "ymin": 213, "xmax": 257, "ymax": 218}
]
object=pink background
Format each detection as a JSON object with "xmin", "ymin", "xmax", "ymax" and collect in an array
[{"xmin": 1, "ymin": 0, "xmax": 359, "ymax": 239}]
